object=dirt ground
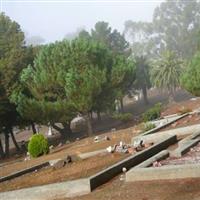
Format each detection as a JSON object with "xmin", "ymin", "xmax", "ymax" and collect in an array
[
  {"xmin": 161, "ymin": 97, "xmax": 200, "ymax": 117},
  {"xmin": 56, "ymin": 177, "xmax": 200, "ymax": 200}
]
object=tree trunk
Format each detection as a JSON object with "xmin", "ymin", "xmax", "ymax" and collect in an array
[
  {"xmin": 31, "ymin": 123, "xmax": 37, "ymax": 134},
  {"xmin": 168, "ymin": 89, "xmax": 175, "ymax": 104},
  {"xmin": 85, "ymin": 113, "xmax": 93, "ymax": 137},
  {"xmin": 97, "ymin": 111, "xmax": 101, "ymax": 121},
  {"xmin": 10, "ymin": 129, "xmax": 21, "ymax": 152},
  {"xmin": 89, "ymin": 111, "xmax": 93, "ymax": 120},
  {"xmin": 4, "ymin": 131, "xmax": 10, "ymax": 157},
  {"xmin": 62, "ymin": 123, "xmax": 72, "ymax": 134},
  {"xmin": 120, "ymin": 98, "xmax": 124, "ymax": 113},
  {"xmin": 0, "ymin": 138, "xmax": 5, "ymax": 159},
  {"xmin": 52, "ymin": 123, "xmax": 72, "ymax": 142},
  {"xmin": 142, "ymin": 86, "xmax": 149, "ymax": 105}
]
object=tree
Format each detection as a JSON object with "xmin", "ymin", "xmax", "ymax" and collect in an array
[
  {"xmin": 153, "ymin": 0, "xmax": 200, "ymax": 59},
  {"xmin": 91, "ymin": 21, "xmax": 133, "ymax": 112},
  {"xmin": 181, "ymin": 52, "xmax": 200, "ymax": 96},
  {"xmin": 134, "ymin": 56, "xmax": 151, "ymax": 104},
  {"xmin": 78, "ymin": 30, "xmax": 91, "ymax": 40},
  {"xmin": 91, "ymin": 22, "xmax": 112, "ymax": 46},
  {"xmin": 92, "ymin": 21, "xmax": 130, "ymax": 56},
  {"xmin": 0, "ymin": 13, "xmax": 27, "ymax": 156},
  {"xmin": 64, "ymin": 38, "xmax": 128, "ymax": 135},
  {"xmin": 151, "ymin": 51, "xmax": 183, "ymax": 102},
  {"xmin": 65, "ymin": 64, "xmax": 106, "ymax": 136},
  {"xmin": 125, "ymin": 1, "xmax": 200, "ymax": 60},
  {"xmin": 13, "ymin": 41, "xmax": 77, "ymax": 141},
  {"xmin": 124, "ymin": 21, "xmax": 156, "ymax": 58}
]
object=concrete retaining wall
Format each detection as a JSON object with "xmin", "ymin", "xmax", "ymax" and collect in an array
[
  {"xmin": 126, "ymin": 164, "xmax": 200, "ymax": 182},
  {"xmin": 135, "ymin": 150, "xmax": 169, "ymax": 168},
  {"xmin": 0, "ymin": 178, "xmax": 90, "ymax": 200},
  {"xmin": 133, "ymin": 124, "xmax": 200, "ymax": 144},
  {"xmin": 151, "ymin": 115, "xmax": 181, "ymax": 127},
  {"xmin": 179, "ymin": 130, "xmax": 200, "ymax": 146},
  {"xmin": 0, "ymin": 162, "xmax": 49, "ymax": 183},
  {"xmin": 171, "ymin": 138, "xmax": 200, "ymax": 157},
  {"xmin": 141, "ymin": 113, "xmax": 188, "ymax": 136},
  {"xmin": 89, "ymin": 135, "xmax": 177, "ymax": 190}
]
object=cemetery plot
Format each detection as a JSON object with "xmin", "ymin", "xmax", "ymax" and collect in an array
[
  {"xmin": 0, "ymin": 127, "xmax": 139, "ymax": 178},
  {"xmin": 0, "ymin": 153, "xmax": 129, "ymax": 192},
  {"xmin": 160, "ymin": 142, "xmax": 200, "ymax": 166}
]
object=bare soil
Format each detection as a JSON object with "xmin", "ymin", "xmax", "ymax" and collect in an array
[
  {"xmin": 56, "ymin": 177, "xmax": 200, "ymax": 200},
  {"xmin": 161, "ymin": 97, "xmax": 200, "ymax": 117}
]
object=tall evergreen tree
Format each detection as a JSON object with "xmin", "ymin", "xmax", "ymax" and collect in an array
[
  {"xmin": 0, "ymin": 13, "xmax": 27, "ymax": 156},
  {"xmin": 134, "ymin": 56, "xmax": 151, "ymax": 104}
]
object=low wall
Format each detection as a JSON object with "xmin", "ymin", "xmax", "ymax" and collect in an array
[
  {"xmin": 179, "ymin": 130, "xmax": 200, "ymax": 146},
  {"xmin": 0, "ymin": 162, "xmax": 49, "ymax": 183},
  {"xmin": 0, "ymin": 178, "xmax": 90, "ymax": 200},
  {"xmin": 89, "ymin": 135, "xmax": 177, "ymax": 190},
  {"xmin": 126, "ymin": 164, "xmax": 200, "ymax": 182},
  {"xmin": 171, "ymin": 135, "xmax": 200, "ymax": 157},
  {"xmin": 141, "ymin": 113, "xmax": 188, "ymax": 136},
  {"xmin": 79, "ymin": 149, "xmax": 107, "ymax": 159},
  {"xmin": 135, "ymin": 150, "xmax": 169, "ymax": 168},
  {"xmin": 133, "ymin": 124, "xmax": 200, "ymax": 144}
]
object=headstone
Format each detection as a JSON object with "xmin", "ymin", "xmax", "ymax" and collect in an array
[
  {"xmin": 50, "ymin": 159, "xmax": 65, "ymax": 169},
  {"xmin": 48, "ymin": 126, "xmax": 53, "ymax": 136}
]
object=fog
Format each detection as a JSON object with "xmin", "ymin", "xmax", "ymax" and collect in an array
[{"xmin": 2, "ymin": 1, "xmax": 162, "ymax": 44}]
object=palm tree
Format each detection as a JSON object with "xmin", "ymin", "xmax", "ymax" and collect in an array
[{"xmin": 151, "ymin": 51, "xmax": 183, "ymax": 102}]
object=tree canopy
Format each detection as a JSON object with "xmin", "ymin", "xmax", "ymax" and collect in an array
[
  {"xmin": 181, "ymin": 52, "xmax": 200, "ymax": 96},
  {"xmin": 151, "ymin": 51, "xmax": 183, "ymax": 102},
  {"xmin": 124, "ymin": 0, "xmax": 200, "ymax": 59}
]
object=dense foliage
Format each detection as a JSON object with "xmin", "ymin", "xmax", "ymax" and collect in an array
[
  {"xmin": 151, "ymin": 51, "xmax": 183, "ymax": 102},
  {"xmin": 28, "ymin": 134, "xmax": 49, "ymax": 158},
  {"xmin": 142, "ymin": 123, "xmax": 156, "ymax": 132},
  {"xmin": 112, "ymin": 112, "xmax": 132, "ymax": 123},
  {"xmin": 142, "ymin": 103, "xmax": 162, "ymax": 122},
  {"xmin": 181, "ymin": 52, "xmax": 200, "ymax": 96}
]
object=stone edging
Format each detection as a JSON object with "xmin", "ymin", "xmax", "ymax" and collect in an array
[
  {"xmin": 141, "ymin": 113, "xmax": 188, "ymax": 136},
  {"xmin": 0, "ymin": 162, "xmax": 49, "ymax": 183},
  {"xmin": 126, "ymin": 163, "xmax": 200, "ymax": 182},
  {"xmin": 135, "ymin": 150, "xmax": 169, "ymax": 168}
]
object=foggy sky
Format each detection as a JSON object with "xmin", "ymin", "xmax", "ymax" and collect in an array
[{"xmin": 2, "ymin": 0, "xmax": 163, "ymax": 43}]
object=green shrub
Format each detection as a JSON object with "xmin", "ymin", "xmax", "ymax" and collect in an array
[
  {"xmin": 112, "ymin": 112, "xmax": 132, "ymax": 122},
  {"xmin": 142, "ymin": 103, "xmax": 162, "ymax": 122},
  {"xmin": 28, "ymin": 134, "xmax": 49, "ymax": 158},
  {"xmin": 143, "ymin": 123, "xmax": 156, "ymax": 132}
]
